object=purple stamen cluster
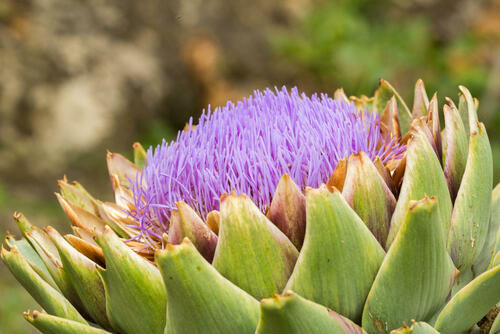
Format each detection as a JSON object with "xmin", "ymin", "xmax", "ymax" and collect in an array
[{"xmin": 130, "ymin": 87, "xmax": 404, "ymax": 242}]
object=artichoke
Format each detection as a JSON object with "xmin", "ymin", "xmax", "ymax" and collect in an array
[{"xmin": 2, "ymin": 79, "xmax": 500, "ymax": 334}]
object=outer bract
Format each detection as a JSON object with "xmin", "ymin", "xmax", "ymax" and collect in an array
[{"xmin": 2, "ymin": 80, "xmax": 500, "ymax": 334}]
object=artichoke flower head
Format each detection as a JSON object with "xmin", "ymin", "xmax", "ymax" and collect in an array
[
  {"xmin": 130, "ymin": 86, "xmax": 404, "ymax": 250},
  {"xmin": 3, "ymin": 79, "xmax": 500, "ymax": 334}
]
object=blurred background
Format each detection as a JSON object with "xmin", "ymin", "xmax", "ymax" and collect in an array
[{"xmin": 1, "ymin": 0, "xmax": 500, "ymax": 331}]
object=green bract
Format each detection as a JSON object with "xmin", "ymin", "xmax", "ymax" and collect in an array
[{"xmin": 2, "ymin": 80, "xmax": 500, "ymax": 334}]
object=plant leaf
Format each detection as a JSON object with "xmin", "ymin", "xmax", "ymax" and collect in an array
[
  {"xmin": 387, "ymin": 131, "xmax": 452, "ymax": 248},
  {"xmin": 156, "ymin": 238, "xmax": 260, "ymax": 334},
  {"xmin": 25, "ymin": 311, "xmax": 111, "ymax": 334},
  {"xmin": 6, "ymin": 235, "xmax": 57, "ymax": 288},
  {"xmin": 1, "ymin": 243, "xmax": 86, "ymax": 324},
  {"xmin": 434, "ymin": 265, "xmax": 500, "ymax": 334},
  {"xmin": 448, "ymin": 121, "xmax": 492, "ymax": 270},
  {"xmin": 391, "ymin": 321, "xmax": 439, "ymax": 334},
  {"xmin": 212, "ymin": 193, "xmax": 298, "ymax": 300},
  {"xmin": 268, "ymin": 174, "xmax": 306, "ymax": 250},
  {"xmin": 373, "ymin": 79, "xmax": 412, "ymax": 134},
  {"xmin": 285, "ymin": 186, "xmax": 385, "ymax": 322},
  {"xmin": 362, "ymin": 197, "xmax": 455, "ymax": 334},
  {"xmin": 95, "ymin": 228, "xmax": 166, "ymax": 334},
  {"xmin": 342, "ymin": 152, "xmax": 396, "ymax": 249},
  {"xmin": 473, "ymin": 183, "xmax": 500, "ymax": 274},
  {"xmin": 490, "ymin": 309, "xmax": 500, "ymax": 334},
  {"xmin": 14, "ymin": 213, "xmax": 84, "ymax": 311},
  {"xmin": 133, "ymin": 142, "xmax": 147, "ymax": 169},
  {"xmin": 443, "ymin": 102, "xmax": 468, "ymax": 201},
  {"xmin": 255, "ymin": 291, "xmax": 365, "ymax": 334},
  {"xmin": 412, "ymin": 79, "xmax": 429, "ymax": 119},
  {"xmin": 47, "ymin": 227, "xmax": 111, "ymax": 329},
  {"xmin": 168, "ymin": 201, "xmax": 218, "ymax": 262}
]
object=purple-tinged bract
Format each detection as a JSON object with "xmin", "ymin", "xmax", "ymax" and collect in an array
[{"xmin": 130, "ymin": 87, "xmax": 404, "ymax": 241}]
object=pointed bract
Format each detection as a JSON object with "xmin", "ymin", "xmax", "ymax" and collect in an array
[
  {"xmin": 1, "ymin": 243, "xmax": 86, "ymax": 324},
  {"xmin": 95, "ymin": 228, "xmax": 166, "ymax": 334},
  {"xmin": 268, "ymin": 174, "xmax": 306, "ymax": 250},
  {"xmin": 362, "ymin": 197, "xmax": 455, "ymax": 334},
  {"xmin": 256, "ymin": 291, "xmax": 365, "ymax": 334},
  {"xmin": 434, "ymin": 265, "xmax": 500, "ymax": 334},
  {"xmin": 412, "ymin": 79, "xmax": 429, "ymax": 119},
  {"xmin": 443, "ymin": 102, "xmax": 468, "ymax": 201},
  {"xmin": 25, "ymin": 311, "xmax": 111, "ymax": 334},
  {"xmin": 212, "ymin": 194, "xmax": 298, "ymax": 300},
  {"xmin": 285, "ymin": 186, "xmax": 385, "ymax": 322},
  {"xmin": 156, "ymin": 239, "xmax": 260, "ymax": 334},
  {"xmin": 168, "ymin": 201, "xmax": 218, "ymax": 262},
  {"xmin": 387, "ymin": 131, "xmax": 452, "ymax": 247},
  {"xmin": 342, "ymin": 152, "xmax": 396, "ymax": 248},
  {"xmin": 47, "ymin": 227, "xmax": 111, "ymax": 329}
]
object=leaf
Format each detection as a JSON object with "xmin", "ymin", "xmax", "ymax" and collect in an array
[
  {"xmin": 434, "ymin": 265, "xmax": 500, "ymax": 334},
  {"xmin": 14, "ymin": 213, "xmax": 84, "ymax": 311},
  {"xmin": 473, "ymin": 183, "xmax": 500, "ymax": 274},
  {"xmin": 426, "ymin": 94, "xmax": 442, "ymax": 165},
  {"xmin": 342, "ymin": 152, "xmax": 396, "ymax": 249},
  {"xmin": 255, "ymin": 291, "xmax": 365, "ymax": 334},
  {"xmin": 25, "ymin": 311, "xmax": 111, "ymax": 334},
  {"xmin": 492, "ymin": 251, "xmax": 500, "ymax": 267},
  {"xmin": 458, "ymin": 86, "xmax": 476, "ymax": 136},
  {"xmin": 387, "ymin": 131, "xmax": 452, "ymax": 248},
  {"xmin": 362, "ymin": 197, "xmax": 455, "ymax": 334},
  {"xmin": 106, "ymin": 151, "xmax": 140, "ymax": 189},
  {"xmin": 268, "ymin": 174, "xmax": 306, "ymax": 250},
  {"xmin": 95, "ymin": 228, "xmax": 166, "ymax": 334},
  {"xmin": 168, "ymin": 201, "xmax": 218, "ymax": 262},
  {"xmin": 373, "ymin": 79, "xmax": 412, "ymax": 134},
  {"xmin": 6, "ymin": 235, "xmax": 57, "ymax": 288},
  {"xmin": 58, "ymin": 178, "xmax": 98, "ymax": 214},
  {"xmin": 327, "ymin": 158, "xmax": 347, "ymax": 192},
  {"xmin": 412, "ymin": 79, "xmax": 429, "ymax": 119},
  {"xmin": 285, "ymin": 186, "xmax": 385, "ymax": 322},
  {"xmin": 47, "ymin": 227, "xmax": 111, "ymax": 329},
  {"xmin": 448, "ymin": 121, "xmax": 492, "ymax": 270},
  {"xmin": 205, "ymin": 210, "xmax": 220, "ymax": 235},
  {"xmin": 133, "ymin": 142, "xmax": 147, "ymax": 169},
  {"xmin": 1, "ymin": 242, "xmax": 86, "ymax": 324},
  {"xmin": 156, "ymin": 238, "xmax": 260, "ymax": 334},
  {"xmin": 490, "ymin": 309, "xmax": 500, "ymax": 334},
  {"xmin": 443, "ymin": 102, "xmax": 468, "ymax": 201},
  {"xmin": 212, "ymin": 193, "xmax": 298, "ymax": 300},
  {"xmin": 380, "ymin": 97, "xmax": 401, "ymax": 139},
  {"xmin": 391, "ymin": 321, "xmax": 439, "ymax": 334},
  {"xmin": 56, "ymin": 194, "xmax": 107, "ymax": 234}
]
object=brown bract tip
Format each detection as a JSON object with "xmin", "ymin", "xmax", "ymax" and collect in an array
[{"xmin": 408, "ymin": 196, "xmax": 436, "ymax": 211}]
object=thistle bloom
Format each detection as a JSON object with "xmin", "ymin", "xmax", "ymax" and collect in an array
[
  {"xmin": 131, "ymin": 87, "xmax": 404, "ymax": 240},
  {"xmin": 3, "ymin": 80, "xmax": 500, "ymax": 334}
]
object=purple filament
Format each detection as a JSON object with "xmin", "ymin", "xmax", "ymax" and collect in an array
[{"xmin": 129, "ymin": 86, "xmax": 404, "ymax": 241}]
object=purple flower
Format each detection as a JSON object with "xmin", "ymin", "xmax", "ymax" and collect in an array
[{"xmin": 130, "ymin": 87, "xmax": 404, "ymax": 240}]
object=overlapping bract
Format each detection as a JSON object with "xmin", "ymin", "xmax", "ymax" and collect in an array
[{"xmin": 2, "ymin": 80, "xmax": 500, "ymax": 334}]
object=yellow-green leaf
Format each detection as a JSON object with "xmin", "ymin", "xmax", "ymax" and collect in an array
[
  {"xmin": 212, "ymin": 193, "xmax": 298, "ymax": 300},
  {"xmin": 434, "ymin": 265, "xmax": 500, "ymax": 334},
  {"xmin": 156, "ymin": 238, "xmax": 259, "ymax": 334},
  {"xmin": 362, "ymin": 197, "xmax": 455, "ymax": 334},
  {"xmin": 285, "ymin": 186, "xmax": 385, "ymax": 322},
  {"xmin": 95, "ymin": 228, "xmax": 166, "ymax": 334},
  {"xmin": 255, "ymin": 291, "xmax": 365, "ymax": 334}
]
